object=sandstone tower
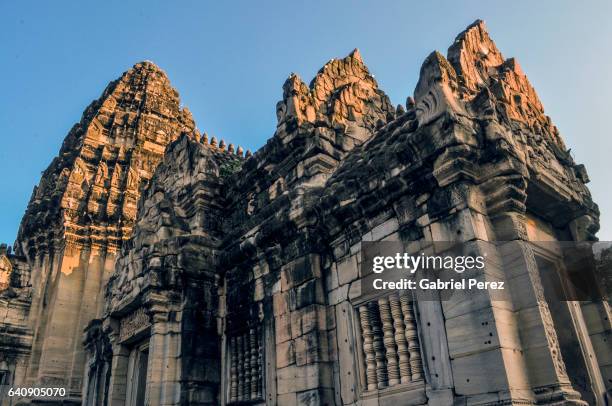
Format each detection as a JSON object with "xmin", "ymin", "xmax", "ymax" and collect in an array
[
  {"xmin": 1, "ymin": 61, "xmax": 196, "ymax": 401},
  {"xmin": 1, "ymin": 20, "xmax": 610, "ymax": 406}
]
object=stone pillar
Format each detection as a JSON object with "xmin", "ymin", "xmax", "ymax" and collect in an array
[
  {"xmin": 358, "ymin": 304, "xmax": 377, "ymax": 391},
  {"xmin": 439, "ymin": 236, "xmax": 535, "ymax": 404},
  {"xmin": 417, "ymin": 181, "xmax": 535, "ymax": 404},
  {"xmin": 104, "ymin": 321, "xmax": 129, "ymax": 406},
  {"xmin": 494, "ymin": 212, "xmax": 586, "ymax": 405},
  {"xmin": 378, "ymin": 297, "xmax": 400, "ymax": 386},
  {"xmin": 389, "ymin": 293, "xmax": 411, "ymax": 384},
  {"xmin": 144, "ymin": 292, "xmax": 182, "ymax": 406}
]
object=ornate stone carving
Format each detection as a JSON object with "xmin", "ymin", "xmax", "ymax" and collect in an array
[
  {"xmin": 119, "ymin": 308, "xmax": 151, "ymax": 343},
  {"xmin": 389, "ymin": 293, "xmax": 411, "ymax": 383},
  {"xmin": 378, "ymin": 297, "xmax": 400, "ymax": 386},
  {"xmin": 243, "ymin": 333, "xmax": 251, "ymax": 400},
  {"xmin": 400, "ymin": 294, "xmax": 423, "ymax": 381},
  {"xmin": 249, "ymin": 327, "xmax": 260, "ymax": 400},
  {"xmin": 236, "ymin": 334, "xmax": 244, "ymax": 400},
  {"xmin": 229, "ymin": 336, "xmax": 238, "ymax": 402},
  {"xmin": 369, "ymin": 302, "xmax": 388, "ymax": 389},
  {"xmin": 228, "ymin": 327, "xmax": 263, "ymax": 404},
  {"xmin": 358, "ymin": 294, "xmax": 424, "ymax": 392},
  {"xmin": 358, "ymin": 305, "xmax": 378, "ymax": 390}
]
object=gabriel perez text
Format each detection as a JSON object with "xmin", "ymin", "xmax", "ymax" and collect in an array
[{"xmin": 372, "ymin": 278, "xmax": 504, "ymax": 291}]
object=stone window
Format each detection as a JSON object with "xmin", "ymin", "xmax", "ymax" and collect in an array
[
  {"xmin": 227, "ymin": 326, "xmax": 263, "ymax": 404},
  {"xmin": 355, "ymin": 292, "xmax": 424, "ymax": 395},
  {"xmin": 125, "ymin": 342, "xmax": 149, "ymax": 406}
]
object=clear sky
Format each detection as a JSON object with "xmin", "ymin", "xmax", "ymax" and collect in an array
[{"xmin": 1, "ymin": 0, "xmax": 610, "ymax": 244}]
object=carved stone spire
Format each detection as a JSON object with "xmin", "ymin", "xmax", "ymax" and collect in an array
[
  {"xmin": 447, "ymin": 20, "xmax": 505, "ymax": 96},
  {"xmin": 16, "ymin": 60, "xmax": 196, "ymax": 257},
  {"xmin": 10, "ymin": 60, "xmax": 196, "ymax": 394},
  {"xmin": 275, "ymin": 49, "xmax": 394, "ymax": 143}
]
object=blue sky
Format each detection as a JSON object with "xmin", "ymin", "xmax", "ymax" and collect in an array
[{"xmin": 1, "ymin": 0, "xmax": 611, "ymax": 243}]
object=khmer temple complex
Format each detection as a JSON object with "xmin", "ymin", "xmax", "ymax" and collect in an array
[{"xmin": 0, "ymin": 21, "xmax": 609, "ymax": 406}]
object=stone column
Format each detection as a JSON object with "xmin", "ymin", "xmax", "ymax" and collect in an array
[
  {"xmin": 229, "ymin": 337, "xmax": 238, "ymax": 402},
  {"xmin": 144, "ymin": 292, "xmax": 182, "ymax": 406},
  {"xmin": 494, "ymin": 212, "xmax": 586, "ymax": 405},
  {"xmin": 389, "ymin": 293, "xmax": 411, "ymax": 384},
  {"xmin": 358, "ymin": 304, "xmax": 377, "ymax": 391},
  {"xmin": 378, "ymin": 297, "xmax": 400, "ymax": 386},
  {"xmin": 399, "ymin": 294, "xmax": 422, "ymax": 381},
  {"xmin": 417, "ymin": 180, "xmax": 535, "ymax": 404},
  {"xmin": 104, "ymin": 321, "xmax": 129, "ymax": 406}
]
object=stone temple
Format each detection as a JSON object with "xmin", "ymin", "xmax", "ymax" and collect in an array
[{"xmin": 0, "ymin": 20, "xmax": 610, "ymax": 405}]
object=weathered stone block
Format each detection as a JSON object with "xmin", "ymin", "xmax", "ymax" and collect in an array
[
  {"xmin": 336, "ymin": 255, "xmax": 359, "ymax": 286},
  {"xmin": 296, "ymin": 388, "xmax": 335, "ymax": 406},
  {"xmin": 281, "ymin": 255, "xmax": 321, "ymax": 292},
  {"xmin": 275, "ymin": 314, "xmax": 292, "ymax": 344},
  {"xmin": 276, "ymin": 363, "xmax": 333, "ymax": 394},
  {"xmin": 276, "ymin": 340, "xmax": 296, "ymax": 368},
  {"xmin": 290, "ymin": 304, "xmax": 328, "ymax": 339},
  {"xmin": 295, "ymin": 330, "xmax": 328, "ymax": 366},
  {"xmin": 370, "ymin": 218, "xmax": 399, "ymax": 241},
  {"xmin": 277, "ymin": 392, "xmax": 298, "ymax": 406},
  {"xmin": 273, "ymin": 291, "xmax": 290, "ymax": 316},
  {"xmin": 291, "ymin": 279, "xmax": 325, "ymax": 310}
]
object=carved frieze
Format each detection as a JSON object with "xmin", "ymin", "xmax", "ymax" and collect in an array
[{"xmin": 119, "ymin": 307, "xmax": 151, "ymax": 343}]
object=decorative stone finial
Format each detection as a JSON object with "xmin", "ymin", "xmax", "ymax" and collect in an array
[
  {"xmin": 219, "ymin": 139, "xmax": 226, "ymax": 150},
  {"xmin": 245, "ymin": 150, "xmax": 252, "ymax": 158},
  {"xmin": 406, "ymin": 97, "xmax": 415, "ymax": 109},
  {"xmin": 201, "ymin": 132, "xmax": 209, "ymax": 144},
  {"xmin": 228, "ymin": 143, "xmax": 235, "ymax": 153},
  {"xmin": 210, "ymin": 136, "xmax": 217, "ymax": 147},
  {"xmin": 396, "ymin": 104, "xmax": 406, "ymax": 116},
  {"xmin": 350, "ymin": 48, "xmax": 363, "ymax": 63},
  {"xmin": 237, "ymin": 146, "xmax": 244, "ymax": 156}
]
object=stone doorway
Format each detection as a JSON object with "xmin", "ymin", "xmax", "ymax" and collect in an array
[{"xmin": 125, "ymin": 342, "xmax": 149, "ymax": 406}]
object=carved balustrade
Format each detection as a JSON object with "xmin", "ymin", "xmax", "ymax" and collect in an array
[
  {"xmin": 228, "ymin": 326, "xmax": 263, "ymax": 403},
  {"xmin": 357, "ymin": 293, "xmax": 423, "ymax": 391}
]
